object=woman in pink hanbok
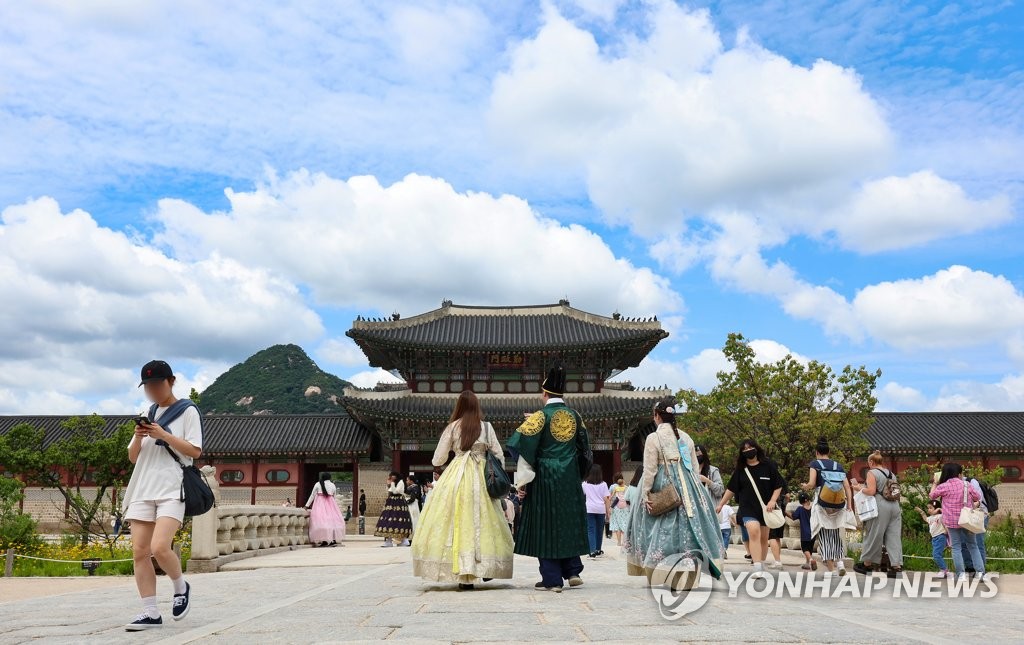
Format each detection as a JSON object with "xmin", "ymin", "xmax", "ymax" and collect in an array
[{"xmin": 305, "ymin": 473, "xmax": 346, "ymax": 547}]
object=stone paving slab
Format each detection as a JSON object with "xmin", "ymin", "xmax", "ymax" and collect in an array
[{"xmin": 0, "ymin": 541, "xmax": 1021, "ymax": 643}]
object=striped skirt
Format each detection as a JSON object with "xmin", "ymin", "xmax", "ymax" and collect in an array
[{"xmin": 817, "ymin": 527, "xmax": 844, "ymax": 562}]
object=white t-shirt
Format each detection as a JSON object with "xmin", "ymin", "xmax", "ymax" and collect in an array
[
  {"xmin": 926, "ymin": 513, "xmax": 946, "ymax": 538},
  {"xmin": 582, "ymin": 481, "xmax": 610, "ymax": 514},
  {"xmin": 121, "ymin": 404, "xmax": 203, "ymax": 508},
  {"xmin": 718, "ymin": 504, "xmax": 735, "ymax": 529}
]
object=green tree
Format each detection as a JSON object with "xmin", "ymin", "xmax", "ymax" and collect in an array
[
  {"xmin": 0, "ymin": 416, "xmax": 133, "ymax": 547},
  {"xmin": 0, "ymin": 476, "xmax": 40, "ymax": 552},
  {"xmin": 678, "ymin": 333, "xmax": 881, "ymax": 492},
  {"xmin": 189, "ymin": 387, "xmax": 201, "ymax": 405}
]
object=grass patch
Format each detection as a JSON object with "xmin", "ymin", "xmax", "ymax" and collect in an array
[{"xmin": 8, "ymin": 525, "xmax": 192, "ymax": 577}]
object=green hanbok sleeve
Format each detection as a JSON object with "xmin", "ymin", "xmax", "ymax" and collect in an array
[{"xmin": 507, "ymin": 410, "xmax": 545, "ymax": 466}]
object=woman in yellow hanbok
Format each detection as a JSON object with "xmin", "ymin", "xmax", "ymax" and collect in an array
[{"xmin": 412, "ymin": 391, "xmax": 514, "ymax": 590}]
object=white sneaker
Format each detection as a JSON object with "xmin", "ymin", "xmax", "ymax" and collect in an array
[
  {"xmin": 957, "ymin": 573, "xmax": 968, "ymax": 582},
  {"xmin": 751, "ymin": 571, "xmax": 765, "ymax": 580},
  {"xmin": 769, "ymin": 561, "xmax": 783, "ymax": 570}
]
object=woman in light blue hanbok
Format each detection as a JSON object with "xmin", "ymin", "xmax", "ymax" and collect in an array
[{"xmin": 624, "ymin": 399, "xmax": 723, "ymax": 587}]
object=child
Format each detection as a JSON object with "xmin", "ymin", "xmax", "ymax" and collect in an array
[
  {"xmin": 718, "ymin": 503, "xmax": 735, "ymax": 559},
  {"xmin": 787, "ymin": 493, "xmax": 817, "ymax": 571},
  {"xmin": 917, "ymin": 499, "xmax": 950, "ymax": 578}
]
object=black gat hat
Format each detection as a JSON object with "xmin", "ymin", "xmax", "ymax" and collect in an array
[{"xmin": 542, "ymin": 364, "xmax": 567, "ymax": 397}]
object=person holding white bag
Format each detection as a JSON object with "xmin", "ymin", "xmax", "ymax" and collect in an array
[
  {"xmin": 853, "ymin": 451, "xmax": 904, "ymax": 577},
  {"xmin": 716, "ymin": 438, "xmax": 784, "ymax": 580},
  {"xmin": 929, "ymin": 462, "xmax": 988, "ymax": 582},
  {"xmin": 800, "ymin": 439, "xmax": 853, "ymax": 578}
]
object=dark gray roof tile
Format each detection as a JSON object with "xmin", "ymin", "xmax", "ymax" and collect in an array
[
  {"xmin": 0, "ymin": 414, "xmax": 371, "ymax": 457},
  {"xmin": 865, "ymin": 412, "xmax": 1024, "ymax": 454}
]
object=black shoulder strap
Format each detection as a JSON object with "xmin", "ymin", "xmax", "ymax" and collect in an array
[
  {"xmin": 153, "ymin": 399, "xmax": 197, "ymax": 429},
  {"xmin": 151, "ymin": 399, "xmax": 199, "ymax": 466}
]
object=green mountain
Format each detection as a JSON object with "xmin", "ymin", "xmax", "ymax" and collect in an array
[{"xmin": 199, "ymin": 344, "xmax": 353, "ymax": 414}]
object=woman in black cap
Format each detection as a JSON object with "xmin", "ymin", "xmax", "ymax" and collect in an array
[{"xmin": 122, "ymin": 360, "xmax": 203, "ymax": 631}]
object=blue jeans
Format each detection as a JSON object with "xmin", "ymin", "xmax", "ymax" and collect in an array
[
  {"xmin": 931, "ymin": 534, "xmax": 948, "ymax": 571},
  {"xmin": 960, "ymin": 515, "xmax": 988, "ymax": 569},
  {"xmin": 586, "ymin": 513, "xmax": 605, "ymax": 553},
  {"xmin": 949, "ymin": 527, "xmax": 985, "ymax": 575},
  {"xmin": 721, "ymin": 528, "xmax": 732, "ymax": 556}
]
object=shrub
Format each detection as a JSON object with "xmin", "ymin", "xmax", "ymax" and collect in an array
[{"xmin": 0, "ymin": 477, "xmax": 43, "ymax": 553}]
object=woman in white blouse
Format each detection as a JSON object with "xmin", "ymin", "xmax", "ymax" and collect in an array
[{"xmin": 411, "ymin": 391, "xmax": 514, "ymax": 590}]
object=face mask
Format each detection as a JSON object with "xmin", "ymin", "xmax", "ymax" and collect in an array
[
  {"xmin": 697, "ymin": 454, "xmax": 707, "ymax": 464},
  {"xmin": 742, "ymin": 449, "xmax": 757, "ymax": 460}
]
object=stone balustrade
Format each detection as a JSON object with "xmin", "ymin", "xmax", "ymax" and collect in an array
[{"xmin": 187, "ymin": 466, "xmax": 310, "ymax": 573}]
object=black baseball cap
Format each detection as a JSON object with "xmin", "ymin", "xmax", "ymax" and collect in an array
[{"xmin": 139, "ymin": 360, "xmax": 174, "ymax": 387}]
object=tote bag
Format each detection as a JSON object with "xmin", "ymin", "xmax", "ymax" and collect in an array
[
  {"xmin": 854, "ymin": 491, "xmax": 879, "ymax": 521},
  {"xmin": 958, "ymin": 480, "xmax": 987, "ymax": 534},
  {"xmin": 745, "ymin": 468, "xmax": 785, "ymax": 529}
]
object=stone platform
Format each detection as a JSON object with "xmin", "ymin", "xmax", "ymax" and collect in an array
[{"xmin": 1, "ymin": 538, "xmax": 1022, "ymax": 644}]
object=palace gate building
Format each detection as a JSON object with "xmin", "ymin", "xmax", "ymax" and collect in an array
[{"xmin": 341, "ymin": 300, "xmax": 673, "ymax": 485}]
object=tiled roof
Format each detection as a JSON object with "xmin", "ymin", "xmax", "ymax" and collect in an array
[
  {"xmin": 347, "ymin": 301, "xmax": 668, "ymax": 354},
  {"xmin": 0, "ymin": 415, "xmax": 131, "ymax": 447},
  {"xmin": 0, "ymin": 414, "xmax": 371, "ymax": 457},
  {"xmin": 866, "ymin": 412, "xmax": 1024, "ymax": 454},
  {"xmin": 201, "ymin": 415, "xmax": 371, "ymax": 456},
  {"xmin": 341, "ymin": 389, "xmax": 671, "ymax": 426}
]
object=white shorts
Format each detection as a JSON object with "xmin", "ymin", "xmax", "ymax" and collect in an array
[{"xmin": 124, "ymin": 498, "xmax": 185, "ymax": 524}]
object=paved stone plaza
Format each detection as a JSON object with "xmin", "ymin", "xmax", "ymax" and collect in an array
[{"xmin": 1, "ymin": 538, "xmax": 1022, "ymax": 644}]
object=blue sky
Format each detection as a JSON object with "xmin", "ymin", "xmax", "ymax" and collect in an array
[{"xmin": 1, "ymin": 0, "xmax": 1022, "ymax": 414}]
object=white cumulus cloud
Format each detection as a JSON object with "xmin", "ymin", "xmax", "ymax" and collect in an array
[
  {"xmin": 828, "ymin": 171, "xmax": 1013, "ymax": 253},
  {"xmin": 879, "ymin": 375, "xmax": 1024, "ymax": 412},
  {"xmin": 489, "ymin": 1, "xmax": 891, "ymax": 234},
  {"xmin": 153, "ymin": 170, "xmax": 682, "ymax": 318},
  {"xmin": 620, "ymin": 338, "xmax": 808, "ymax": 392},
  {"xmin": 0, "ymin": 197, "xmax": 322, "ymax": 413},
  {"xmin": 852, "ymin": 265, "xmax": 1024, "ymax": 350}
]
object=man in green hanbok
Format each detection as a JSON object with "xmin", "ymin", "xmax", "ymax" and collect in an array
[{"xmin": 507, "ymin": 366, "xmax": 591, "ymax": 592}]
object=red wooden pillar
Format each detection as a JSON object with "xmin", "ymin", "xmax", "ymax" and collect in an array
[
  {"xmin": 351, "ymin": 453, "xmax": 360, "ymax": 517},
  {"xmin": 391, "ymin": 442, "xmax": 402, "ymax": 473},
  {"xmin": 250, "ymin": 457, "xmax": 259, "ymax": 505},
  {"xmin": 612, "ymin": 442, "xmax": 623, "ymax": 478}
]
